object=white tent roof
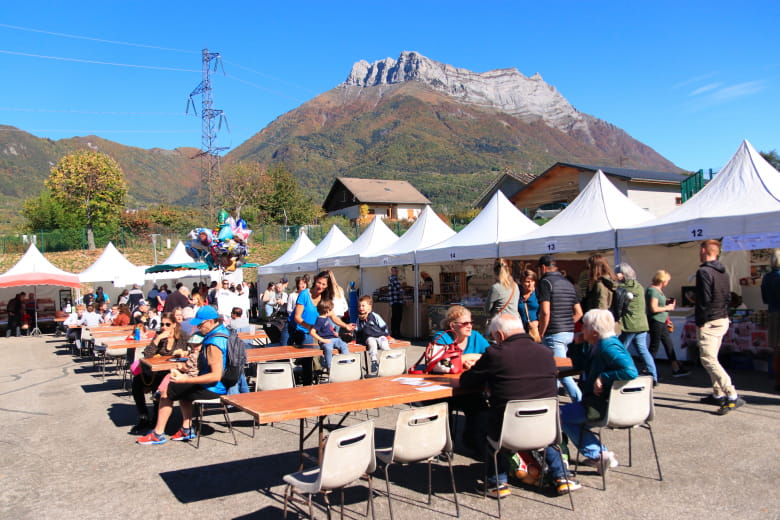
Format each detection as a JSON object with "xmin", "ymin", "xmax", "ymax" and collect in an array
[
  {"xmin": 415, "ymin": 191, "xmax": 539, "ymax": 264},
  {"xmin": 78, "ymin": 242, "xmax": 145, "ymax": 286},
  {"xmin": 259, "ymin": 231, "xmax": 316, "ymax": 275},
  {"xmin": 0, "ymin": 244, "xmax": 80, "ymax": 288},
  {"xmin": 618, "ymin": 140, "xmax": 780, "ymax": 248},
  {"xmin": 318, "ymin": 217, "xmax": 400, "ymax": 268},
  {"xmin": 162, "ymin": 241, "xmax": 195, "ymax": 265},
  {"xmin": 500, "ymin": 170, "xmax": 655, "ymax": 257},
  {"xmin": 361, "ymin": 206, "xmax": 456, "ymax": 267},
  {"xmin": 284, "ymin": 225, "xmax": 353, "ymax": 273}
]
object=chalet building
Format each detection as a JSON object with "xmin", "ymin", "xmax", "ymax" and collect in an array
[
  {"xmin": 474, "ymin": 169, "xmax": 536, "ymax": 208},
  {"xmin": 507, "ymin": 163, "xmax": 688, "ymax": 217},
  {"xmin": 322, "ymin": 177, "xmax": 431, "ymax": 221}
]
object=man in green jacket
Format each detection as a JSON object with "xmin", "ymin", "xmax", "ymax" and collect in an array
[{"xmin": 616, "ymin": 263, "xmax": 656, "ymax": 384}]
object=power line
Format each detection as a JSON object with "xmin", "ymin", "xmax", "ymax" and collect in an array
[
  {"xmin": 0, "ymin": 49, "xmax": 198, "ymax": 72},
  {"xmin": 0, "ymin": 107, "xmax": 187, "ymax": 116},
  {"xmin": 0, "ymin": 23, "xmax": 197, "ymax": 54}
]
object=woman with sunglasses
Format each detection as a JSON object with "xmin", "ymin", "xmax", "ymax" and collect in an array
[
  {"xmin": 129, "ymin": 312, "xmax": 190, "ymax": 435},
  {"xmin": 432, "ymin": 304, "xmax": 491, "ymax": 452}
]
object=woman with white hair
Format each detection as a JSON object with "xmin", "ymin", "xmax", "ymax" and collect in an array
[
  {"xmin": 615, "ymin": 263, "xmax": 655, "ymax": 384},
  {"xmin": 560, "ymin": 309, "xmax": 638, "ymax": 472}
]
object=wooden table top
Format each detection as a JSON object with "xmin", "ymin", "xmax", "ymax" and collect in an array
[
  {"xmin": 222, "ymin": 356, "xmax": 573, "ymax": 424},
  {"xmin": 222, "ymin": 373, "xmax": 461, "ymax": 423}
]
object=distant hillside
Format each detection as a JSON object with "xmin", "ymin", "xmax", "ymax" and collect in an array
[
  {"xmin": 229, "ymin": 51, "xmax": 682, "ymax": 210},
  {"xmin": 0, "ymin": 125, "xmax": 202, "ymax": 208}
]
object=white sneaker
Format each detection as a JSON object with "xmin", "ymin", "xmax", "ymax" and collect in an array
[{"xmin": 606, "ymin": 450, "xmax": 619, "ymax": 468}]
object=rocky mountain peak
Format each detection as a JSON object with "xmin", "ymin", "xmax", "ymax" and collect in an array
[{"xmin": 342, "ymin": 51, "xmax": 594, "ymax": 141}]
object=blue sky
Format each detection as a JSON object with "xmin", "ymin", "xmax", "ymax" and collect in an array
[{"xmin": 1, "ymin": 1, "xmax": 778, "ymax": 172}]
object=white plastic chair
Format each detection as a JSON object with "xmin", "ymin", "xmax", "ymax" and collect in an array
[
  {"xmin": 575, "ymin": 375, "xmax": 662, "ymax": 490},
  {"xmin": 283, "ymin": 420, "xmax": 377, "ymax": 520},
  {"xmin": 376, "ymin": 402, "xmax": 459, "ymax": 519},
  {"xmin": 328, "ymin": 353, "xmax": 363, "ymax": 383},
  {"xmin": 376, "ymin": 349, "xmax": 407, "ymax": 378},
  {"xmin": 485, "ymin": 398, "xmax": 573, "ymax": 516},
  {"xmin": 192, "ymin": 397, "xmax": 237, "ymax": 448}
]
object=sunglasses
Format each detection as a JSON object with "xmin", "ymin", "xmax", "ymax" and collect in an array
[
  {"xmin": 161, "ymin": 322, "xmax": 174, "ymax": 327},
  {"xmin": 454, "ymin": 321, "xmax": 473, "ymax": 327}
]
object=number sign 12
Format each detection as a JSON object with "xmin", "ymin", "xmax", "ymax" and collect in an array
[{"xmin": 688, "ymin": 225, "xmax": 705, "ymax": 240}]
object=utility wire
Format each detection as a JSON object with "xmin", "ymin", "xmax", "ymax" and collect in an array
[
  {"xmin": 0, "ymin": 23, "xmax": 197, "ymax": 54},
  {"xmin": 0, "ymin": 49, "xmax": 198, "ymax": 72}
]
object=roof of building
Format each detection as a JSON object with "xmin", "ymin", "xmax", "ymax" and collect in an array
[
  {"xmin": 325, "ymin": 177, "xmax": 431, "ymax": 207},
  {"xmin": 474, "ymin": 169, "xmax": 536, "ymax": 208},
  {"xmin": 552, "ymin": 162, "xmax": 688, "ymax": 183}
]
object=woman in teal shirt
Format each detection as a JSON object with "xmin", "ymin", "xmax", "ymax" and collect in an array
[{"xmin": 433, "ymin": 304, "xmax": 490, "ymax": 452}]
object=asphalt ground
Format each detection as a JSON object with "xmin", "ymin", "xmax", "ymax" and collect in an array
[{"xmin": 1, "ymin": 335, "xmax": 778, "ymax": 520}]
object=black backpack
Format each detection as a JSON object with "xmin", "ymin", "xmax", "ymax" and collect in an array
[
  {"xmin": 611, "ymin": 286, "xmax": 632, "ymax": 321},
  {"xmin": 208, "ymin": 331, "xmax": 247, "ymax": 388}
]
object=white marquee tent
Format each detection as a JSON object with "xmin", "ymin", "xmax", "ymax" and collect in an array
[
  {"xmin": 361, "ymin": 205, "xmax": 455, "ymax": 267},
  {"xmin": 258, "ymin": 231, "xmax": 315, "ymax": 275},
  {"xmin": 415, "ymin": 191, "xmax": 538, "ymax": 264},
  {"xmin": 283, "ymin": 225, "xmax": 353, "ymax": 273},
  {"xmin": 78, "ymin": 242, "xmax": 145, "ymax": 287},
  {"xmin": 500, "ymin": 170, "xmax": 655, "ymax": 257},
  {"xmin": 318, "ymin": 217, "xmax": 400, "ymax": 269},
  {"xmin": 618, "ymin": 140, "xmax": 780, "ymax": 248}
]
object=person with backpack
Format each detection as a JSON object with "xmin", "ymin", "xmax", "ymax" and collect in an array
[
  {"xmin": 582, "ymin": 254, "xmax": 621, "ymax": 334},
  {"xmin": 137, "ymin": 306, "xmax": 229, "ymax": 445},
  {"xmin": 615, "ymin": 263, "xmax": 656, "ymax": 385}
]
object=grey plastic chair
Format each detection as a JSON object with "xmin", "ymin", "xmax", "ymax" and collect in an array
[
  {"xmin": 376, "ymin": 349, "xmax": 407, "ymax": 378},
  {"xmin": 376, "ymin": 402, "xmax": 459, "ymax": 519},
  {"xmin": 192, "ymin": 397, "xmax": 237, "ymax": 448},
  {"xmin": 328, "ymin": 353, "xmax": 363, "ymax": 383},
  {"xmin": 283, "ymin": 420, "xmax": 377, "ymax": 520},
  {"xmin": 575, "ymin": 375, "xmax": 662, "ymax": 490},
  {"xmin": 485, "ymin": 398, "xmax": 573, "ymax": 516},
  {"xmin": 256, "ymin": 362, "xmax": 295, "ymax": 391}
]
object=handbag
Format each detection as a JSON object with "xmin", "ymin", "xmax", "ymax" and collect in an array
[
  {"xmin": 408, "ymin": 330, "xmax": 463, "ymax": 374},
  {"xmin": 129, "ymin": 359, "xmax": 142, "ymax": 376},
  {"xmin": 522, "ymin": 300, "xmax": 542, "ymax": 343}
]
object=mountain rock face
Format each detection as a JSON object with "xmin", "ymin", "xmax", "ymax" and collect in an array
[
  {"xmin": 230, "ymin": 51, "xmax": 680, "ymax": 210},
  {"xmin": 345, "ymin": 51, "xmax": 592, "ymax": 140}
]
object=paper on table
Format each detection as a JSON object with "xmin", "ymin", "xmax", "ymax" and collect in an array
[
  {"xmin": 392, "ymin": 377, "xmax": 430, "ymax": 386},
  {"xmin": 415, "ymin": 384, "xmax": 449, "ymax": 392}
]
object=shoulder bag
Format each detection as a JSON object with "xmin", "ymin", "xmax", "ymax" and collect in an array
[{"xmin": 409, "ymin": 330, "xmax": 463, "ymax": 374}]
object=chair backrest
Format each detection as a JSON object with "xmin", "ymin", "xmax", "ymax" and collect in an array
[
  {"xmin": 376, "ymin": 349, "xmax": 407, "ymax": 377},
  {"xmin": 329, "ymin": 353, "xmax": 362, "ymax": 383},
  {"xmin": 605, "ymin": 375, "xmax": 654, "ymax": 428},
  {"xmin": 390, "ymin": 401, "xmax": 451, "ymax": 464},
  {"xmin": 319, "ymin": 420, "xmax": 376, "ymax": 490},
  {"xmin": 499, "ymin": 398, "xmax": 560, "ymax": 452},
  {"xmin": 81, "ymin": 328, "xmax": 94, "ymax": 341},
  {"xmin": 255, "ymin": 362, "xmax": 295, "ymax": 391}
]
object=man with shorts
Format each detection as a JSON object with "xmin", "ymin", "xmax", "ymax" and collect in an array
[{"xmin": 137, "ymin": 306, "xmax": 229, "ymax": 444}]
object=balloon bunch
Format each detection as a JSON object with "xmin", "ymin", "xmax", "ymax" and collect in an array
[{"xmin": 184, "ymin": 209, "xmax": 252, "ymax": 271}]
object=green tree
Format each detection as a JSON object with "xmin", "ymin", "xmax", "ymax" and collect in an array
[
  {"xmin": 259, "ymin": 164, "xmax": 322, "ymax": 225},
  {"xmin": 760, "ymin": 150, "xmax": 780, "ymax": 171},
  {"xmin": 22, "ymin": 189, "xmax": 78, "ymax": 231},
  {"xmin": 213, "ymin": 161, "xmax": 269, "ymax": 220},
  {"xmin": 45, "ymin": 150, "xmax": 127, "ymax": 250}
]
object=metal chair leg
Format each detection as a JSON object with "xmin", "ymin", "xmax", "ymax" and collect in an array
[
  {"xmin": 384, "ymin": 463, "xmax": 395, "ymax": 520},
  {"xmin": 221, "ymin": 404, "xmax": 238, "ymax": 446},
  {"xmin": 628, "ymin": 427, "xmax": 633, "ymax": 467},
  {"xmin": 427, "ymin": 460, "xmax": 432, "ymax": 504},
  {"xmin": 645, "ymin": 423, "xmax": 663, "ymax": 481},
  {"xmin": 444, "ymin": 450, "xmax": 460, "ymax": 517}
]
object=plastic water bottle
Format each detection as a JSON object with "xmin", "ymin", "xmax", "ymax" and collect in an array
[{"xmin": 133, "ymin": 327, "xmax": 140, "ymax": 341}]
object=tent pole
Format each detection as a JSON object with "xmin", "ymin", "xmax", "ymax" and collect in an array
[
  {"xmin": 613, "ymin": 231, "xmax": 621, "ymax": 266},
  {"xmin": 413, "ymin": 264, "xmax": 419, "ymax": 338}
]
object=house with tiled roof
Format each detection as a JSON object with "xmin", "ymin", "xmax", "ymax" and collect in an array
[
  {"xmin": 509, "ymin": 162, "xmax": 689, "ymax": 217},
  {"xmin": 322, "ymin": 177, "xmax": 431, "ymax": 221}
]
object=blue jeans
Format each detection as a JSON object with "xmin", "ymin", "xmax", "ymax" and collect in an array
[
  {"xmin": 560, "ymin": 402, "xmax": 606, "ymax": 460},
  {"xmin": 321, "ymin": 338, "xmax": 350, "ymax": 369},
  {"xmin": 278, "ymin": 321, "xmax": 292, "ymax": 347},
  {"xmin": 620, "ymin": 331, "xmax": 656, "ymax": 381},
  {"xmin": 292, "ymin": 329, "xmax": 317, "ymax": 385},
  {"xmin": 542, "ymin": 332, "xmax": 582, "ymax": 402},
  {"xmin": 226, "ymin": 373, "xmax": 249, "ymax": 395}
]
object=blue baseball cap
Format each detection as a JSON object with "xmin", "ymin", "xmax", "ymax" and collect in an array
[{"xmin": 190, "ymin": 306, "xmax": 220, "ymax": 326}]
